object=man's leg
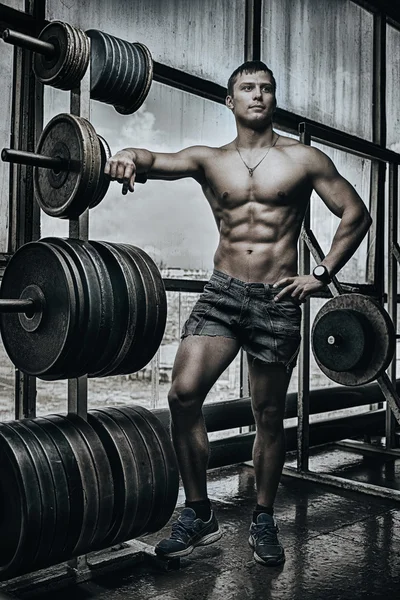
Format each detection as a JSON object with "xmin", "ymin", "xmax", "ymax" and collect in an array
[
  {"xmin": 155, "ymin": 334, "xmax": 240, "ymax": 557},
  {"xmin": 247, "ymin": 357, "xmax": 292, "ymax": 566},
  {"xmin": 169, "ymin": 335, "xmax": 240, "ymax": 501}
]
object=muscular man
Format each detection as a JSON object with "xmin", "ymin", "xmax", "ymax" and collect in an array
[{"xmin": 105, "ymin": 61, "xmax": 372, "ymax": 566}]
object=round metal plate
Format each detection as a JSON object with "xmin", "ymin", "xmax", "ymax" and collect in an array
[
  {"xmin": 0, "ymin": 242, "xmax": 77, "ymax": 378},
  {"xmin": 41, "ymin": 415, "xmax": 99, "ymax": 557},
  {"xmin": 101, "ymin": 408, "xmax": 153, "ymax": 539},
  {"xmin": 41, "ymin": 238, "xmax": 102, "ymax": 378},
  {"xmin": 88, "ymin": 241, "xmax": 130, "ymax": 377},
  {"xmin": 89, "ymin": 135, "xmax": 111, "ymax": 209},
  {"xmin": 123, "ymin": 405, "xmax": 179, "ymax": 532},
  {"xmin": 34, "ymin": 113, "xmax": 93, "ymax": 218},
  {"xmin": 66, "ymin": 414, "xmax": 114, "ymax": 550},
  {"xmin": 96, "ymin": 243, "xmax": 144, "ymax": 377},
  {"xmin": 115, "ymin": 42, "xmax": 153, "ymax": 115},
  {"xmin": 0, "ymin": 423, "xmax": 42, "ymax": 580},
  {"xmin": 22, "ymin": 418, "xmax": 70, "ymax": 565},
  {"xmin": 116, "ymin": 407, "xmax": 165, "ymax": 534},
  {"xmin": 87, "ymin": 410, "xmax": 140, "ymax": 547},
  {"xmin": 121, "ymin": 244, "xmax": 167, "ymax": 371},
  {"xmin": 6, "ymin": 421, "xmax": 57, "ymax": 571},
  {"xmin": 34, "ymin": 417, "xmax": 84, "ymax": 558},
  {"xmin": 311, "ymin": 293, "xmax": 396, "ymax": 386},
  {"xmin": 33, "ymin": 21, "xmax": 73, "ymax": 88},
  {"xmin": 312, "ymin": 309, "xmax": 368, "ymax": 372}
]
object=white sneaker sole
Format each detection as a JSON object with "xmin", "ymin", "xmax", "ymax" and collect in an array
[
  {"xmin": 248, "ymin": 535, "xmax": 285, "ymax": 566},
  {"xmin": 158, "ymin": 528, "xmax": 222, "ymax": 558}
]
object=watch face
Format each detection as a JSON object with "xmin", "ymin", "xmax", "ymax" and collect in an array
[{"xmin": 314, "ymin": 266, "xmax": 325, "ymax": 277}]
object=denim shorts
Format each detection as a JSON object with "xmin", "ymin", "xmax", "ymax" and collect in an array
[{"xmin": 181, "ymin": 269, "xmax": 302, "ymax": 371}]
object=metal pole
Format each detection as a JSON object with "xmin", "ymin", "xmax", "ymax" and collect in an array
[
  {"xmin": 2, "ymin": 148, "xmax": 79, "ymax": 172},
  {"xmin": 2, "ymin": 27, "xmax": 55, "ymax": 58}
]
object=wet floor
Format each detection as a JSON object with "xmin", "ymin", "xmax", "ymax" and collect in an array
[{"xmin": 5, "ymin": 443, "xmax": 400, "ymax": 600}]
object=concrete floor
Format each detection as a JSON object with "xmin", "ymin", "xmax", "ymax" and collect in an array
[{"xmin": 7, "ymin": 443, "xmax": 400, "ymax": 600}]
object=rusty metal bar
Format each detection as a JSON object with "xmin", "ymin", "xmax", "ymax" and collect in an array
[
  {"xmin": 300, "ymin": 226, "xmax": 343, "ymax": 297},
  {"xmin": 282, "ymin": 466, "xmax": 400, "ymax": 502},
  {"xmin": 2, "ymin": 27, "xmax": 54, "ymax": 57},
  {"xmin": 297, "ymin": 127, "xmax": 311, "ymax": 471}
]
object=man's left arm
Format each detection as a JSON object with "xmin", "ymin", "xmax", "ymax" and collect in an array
[{"xmin": 274, "ymin": 147, "xmax": 372, "ymax": 302}]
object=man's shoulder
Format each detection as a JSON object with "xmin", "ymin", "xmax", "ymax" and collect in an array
[{"xmin": 278, "ymin": 137, "xmax": 331, "ymax": 168}]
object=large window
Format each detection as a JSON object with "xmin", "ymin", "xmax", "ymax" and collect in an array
[
  {"xmin": 262, "ymin": 0, "xmax": 374, "ymax": 140},
  {"xmin": 46, "ymin": 0, "xmax": 246, "ymax": 86},
  {"xmin": 310, "ymin": 143, "xmax": 372, "ymax": 284},
  {"xmin": 41, "ymin": 82, "xmax": 237, "ymax": 273}
]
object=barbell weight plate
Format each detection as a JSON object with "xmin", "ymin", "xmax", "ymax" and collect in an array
[
  {"xmin": 40, "ymin": 415, "xmax": 99, "ymax": 557},
  {"xmin": 119, "ymin": 244, "xmax": 167, "ymax": 372},
  {"xmin": 116, "ymin": 244, "xmax": 158, "ymax": 374},
  {"xmin": 65, "ymin": 414, "xmax": 114, "ymax": 551},
  {"xmin": 0, "ymin": 423, "xmax": 42, "ymax": 580},
  {"xmin": 100, "ymin": 408, "xmax": 153, "ymax": 539},
  {"xmin": 114, "ymin": 42, "xmax": 153, "ymax": 115},
  {"xmin": 39, "ymin": 238, "xmax": 101, "ymax": 379},
  {"xmin": 77, "ymin": 240, "xmax": 115, "ymax": 374},
  {"xmin": 311, "ymin": 293, "xmax": 396, "ymax": 386},
  {"xmin": 33, "ymin": 417, "xmax": 84, "ymax": 558},
  {"xmin": 33, "ymin": 21, "xmax": 73, "ymax": 88},
  {"xmin": 102, "ymin": 34, "xmax": 124, "ymax": 105},
  {"xmin": 21, "ymin": 418, "xmax": 70, "ymax": 565},
  {"xmin": 88, "ymin": 241, "xmax": 132, "ymax": 377},
  {"xmin": 117, "ymin": 41, "xmax": 143, "ymax": 105},
  {"xmin": 5, "ymin": 421, "xmax": 57, "ymax": 571},
  {"xmin": 123, "ymin": 405, "xmax": 179, "ymax": 533},
  {"xmin": 38, "ymin": 240, "xmax": 87, "ymax": 379},
  {"xmin": 0, "ymin": 242, "xmax": 78, "ymax": 378},
  {"xmin": 129, "ymin": 405, "xmax": 179, "ymax": 531},
  {"xmin": 86, "ymin": 29, "xmax": 115, "ymax": 101},
  {"xmin": 88, "ymin": 135, "xmax": 111, "ymax": 209},
  {"xmin": 312, "ymin": 309, "xmax": 368, "ymax": 372},
  {"xmin": 112, "ymin": 37, "xmax": 132, "ymax": 103},
  {"xmin": 34, "ymin": 113, "xmax": 99, "ymax": 219},
  {"xmin": 55, "ymin": 22, "xmax": 80, "ymax": 91},
  {"xmin": 115, "ymin": 407, "xmax": 166, "ymax": 535},
  {"xmin": 96, "ymin": 244, "xmax": 147, "ymax": 377},
  {"xmin": 87, "ymin": 410, "xmax": 140, "ymax": 547}
]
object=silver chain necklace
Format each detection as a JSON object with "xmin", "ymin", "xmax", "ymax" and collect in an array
[{"xmin": 235, "ymin": 134, "xmax": 280, "ymax": 177}]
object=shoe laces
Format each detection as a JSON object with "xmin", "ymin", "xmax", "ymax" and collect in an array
[
  {"xmin": 252, "ymin": 521, "xmax": 279, "ymax": 545},
  {"xmin": 170, "ymin": 517, "xmax": 195, "ymax": 541}
]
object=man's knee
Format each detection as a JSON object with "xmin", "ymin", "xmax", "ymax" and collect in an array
[
  {"xmin": 253, "ymin": 402, "xmax": 285, "ymax": 434},
  {"xmin": 167, "ymin": 382, "xmax": 204, "ymax": 420}
]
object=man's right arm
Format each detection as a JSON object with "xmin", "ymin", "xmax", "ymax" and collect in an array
[{"xmin": 104, "ymin": 146, "xmax": 208, "ymax": 195}]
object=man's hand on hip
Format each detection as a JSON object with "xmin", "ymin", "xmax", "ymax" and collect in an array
[{"xmin": 273, "ymin": 275, "xmax": 326, "ymax": 303}]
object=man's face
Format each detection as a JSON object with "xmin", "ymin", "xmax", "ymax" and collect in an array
[{"xmin": 226, "ymin": 70, "xmax": 276, "ymax": 127}]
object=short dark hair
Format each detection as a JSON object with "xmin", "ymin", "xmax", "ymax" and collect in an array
[{"xmin": 227, "ymin": 61, "xmax": 276, "ymax": 97}]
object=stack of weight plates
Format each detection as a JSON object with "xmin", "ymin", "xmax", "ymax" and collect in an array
[
  {"xmin": 33, "ymin": 21, "xmax": 90, "ymax": 91},
  {"xmin": 0, "ymin": 405, "xmax": 178, "ymax": 580},
  {"xmin": 86, "ymin": 29, "xmax": 153, "ymax": 114},
  {"xmin": 0, "ymin": 239, "xmax": 167, "ymax": 380}
]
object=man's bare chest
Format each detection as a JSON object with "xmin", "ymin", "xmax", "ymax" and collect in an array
[{"xmin": 203, "ymin": 152, "xmax": 310, "ymax": 210}]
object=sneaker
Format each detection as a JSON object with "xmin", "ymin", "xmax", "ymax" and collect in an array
[
  {"xmin": 155, "ymin": 508, "xmax": 222, "ymax": 558},
  {"xmin": 248, "ymin": 513, "xmax": 285, "ymax": 566}
]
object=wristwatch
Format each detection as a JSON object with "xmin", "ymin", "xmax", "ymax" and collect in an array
[{"xmin": 312, "ymin": 264, "xmax": 332, "ymax": 285}]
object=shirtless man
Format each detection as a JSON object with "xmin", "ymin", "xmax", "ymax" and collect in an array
[{"xmin": 105, "ymin": 61, "xmax": 372, "ymax": 566}]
